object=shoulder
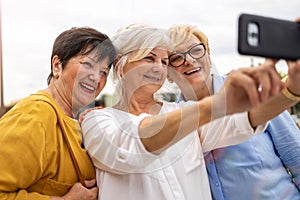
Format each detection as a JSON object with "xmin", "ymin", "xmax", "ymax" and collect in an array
[
  {"xmin": 82, "ymin": 107, "xmax": 119, "ymax": 127},
  {"xmin": 0, "ymin": 96, "xmax": 54, "ymax": 143},
  {"xmin": 1, "ymin": 92, "xmax": 58, "ymax": 125}
]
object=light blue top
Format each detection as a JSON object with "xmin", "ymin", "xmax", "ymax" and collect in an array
[{"xmin": 205, "ymin": 75, "xmax": 300, "ymax": 200}]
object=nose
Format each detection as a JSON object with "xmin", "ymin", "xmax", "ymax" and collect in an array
[
  {"xmin": 184, "ymin": 54, "xmax": 196, "ymax": 66},
  {"xmin": 88, "ymin": 72, "xmax": 101, "ymax": 83},
  {"xmin": 152, "ymin": 63, "xmax": 166, "ymax": 72}
]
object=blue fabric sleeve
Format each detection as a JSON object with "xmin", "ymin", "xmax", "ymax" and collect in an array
[{"xmin": 267, "ymin": 110, "xmax": 300, "ymax": 190}]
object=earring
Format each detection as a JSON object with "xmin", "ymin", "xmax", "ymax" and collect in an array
[{"xmin": 54, "ymin": 74, "xmax": 59, "ymax": 79}]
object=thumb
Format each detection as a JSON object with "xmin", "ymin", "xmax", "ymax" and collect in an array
[{"xmin": 84, "ymin": 179, "xmax": 97, "ymax": 188}]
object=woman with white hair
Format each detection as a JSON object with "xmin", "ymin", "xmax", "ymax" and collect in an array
[{"xmin": 80, "ymin": 24, "xmax": 289, "ymax": 200}]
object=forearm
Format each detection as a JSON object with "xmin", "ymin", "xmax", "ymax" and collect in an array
[
  {"xmin": 0, "ymin": 191, "xmax": 49, "ymax": 200},
  {"xmin": 139, "ymin": 96, "xmax": 215, "ymax": 153}
]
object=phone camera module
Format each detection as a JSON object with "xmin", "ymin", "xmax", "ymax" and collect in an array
[{"xmin": 247, "ymin": 22, "xmax": 259, "ymax": 47}]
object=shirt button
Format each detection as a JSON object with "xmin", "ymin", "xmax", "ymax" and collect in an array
[{"xmin": 215, "ymin": 182, "xmax": 219, "ymax": 187}]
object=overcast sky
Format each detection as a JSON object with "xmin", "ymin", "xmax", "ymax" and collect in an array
[{"xmin": 1, "ymin": 0, "xmax": 299, "ymax": 105}]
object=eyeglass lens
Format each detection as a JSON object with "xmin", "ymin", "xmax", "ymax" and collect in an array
[{"xmin": 169, "ymin": 43, "xmax": 205, "ymax": 67}]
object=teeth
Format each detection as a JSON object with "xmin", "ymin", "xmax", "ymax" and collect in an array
[
  {"xmin": 144, "ymin": 75, "xmax": 160, "ymax": 82},
  {"xmin": 185, "ymin": 67, "xmax": 201, "ymax": 75},
  {"xmin": 81, "ymin": 82, "xmax": 95, "ymax": 91},
  {"xmin": 187, "ymin": 69, "xmax": 198, "ymax": 73}
]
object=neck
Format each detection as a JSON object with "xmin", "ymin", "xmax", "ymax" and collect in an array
[
  {"xmin": 182, "ymin": 75, "xmax": 214, "ymax": 101},
  {"xmin": 115, "ymin": 91, "xmax": 162, "ymax": 116},
  {"xmin": 45, "ymin": 82, "xmax": 75, "ymax": 118}
]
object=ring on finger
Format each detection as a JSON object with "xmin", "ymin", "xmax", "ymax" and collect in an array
[{"xmin": 258, "ymin": 85, "xmax": 263, "ymax": 92}]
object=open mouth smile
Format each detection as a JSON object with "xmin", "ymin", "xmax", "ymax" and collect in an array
[
  {"xmin": 184, "ymin": 67, "xmax": 202, "ymax": 75},
  {"xmin": 80, "ymin": 82, "xmax": 96, "ymax": 92}
]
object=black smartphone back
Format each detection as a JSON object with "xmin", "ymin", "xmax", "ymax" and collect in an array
[{"xmin": 238, "ymin": 13, "xmax": 300, "ymax": 60}]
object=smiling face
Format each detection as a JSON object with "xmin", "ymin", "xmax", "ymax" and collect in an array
[
  {"xmin": 51, "ymin": 51, "xmax": 110, "ymax": 114},
  {"xmin": 71, "ymin": 54, "xmax": 110, "ymax": 109},
  {"xmin": 121, "ymin": 48, "xmax": 169, "ymax": 97},
  {"xmin": 168, "ymin": 34, "xmax": 213, "ymax": 98}
]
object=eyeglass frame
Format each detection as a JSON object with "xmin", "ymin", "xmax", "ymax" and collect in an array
[{"xmin": 168, "ymin": 43, "xmax": 206, "ymax": 67}]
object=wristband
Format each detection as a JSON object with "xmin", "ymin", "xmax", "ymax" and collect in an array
[
  {"xmin": 281, "ymin": 76, "xmax": 300, "ymax": 101},
  {"xmin": 282, "ymin": 87, "xmax": 300, "ymax": 101}
]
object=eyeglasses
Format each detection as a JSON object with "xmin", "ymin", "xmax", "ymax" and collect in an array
[{"xmin": 169, "ymin": 43, "xmax": 206, "ymax": 67}]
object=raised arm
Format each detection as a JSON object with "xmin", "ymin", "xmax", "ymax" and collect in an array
[{"xmin": 139, "ymin": 60, "xmax": 284, "ymax": 153}]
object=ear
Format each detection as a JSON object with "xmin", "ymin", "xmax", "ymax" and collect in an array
[{"xmin": 52, "ymin": 55, "xmax": 62, "ymax": 77}]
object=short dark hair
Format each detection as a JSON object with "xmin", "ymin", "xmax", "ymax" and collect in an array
[{"xmin": 47, "ymin": 27, "xmax": 116, "ymax": 85}]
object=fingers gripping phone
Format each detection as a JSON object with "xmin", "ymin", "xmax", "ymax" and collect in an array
[{"xmin": 238, "ymin": 13, "xmax": 300, "ymax": 60}]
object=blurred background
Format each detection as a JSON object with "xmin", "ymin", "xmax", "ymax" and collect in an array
[{"xmin": 1, "ymin": 0, "xmax": 299, "ymax": 124}]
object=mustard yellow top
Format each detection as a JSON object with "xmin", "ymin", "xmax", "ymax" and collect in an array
[{"xmin": 0, "ymin": 90, "xmax": 95, "ymax": 200}]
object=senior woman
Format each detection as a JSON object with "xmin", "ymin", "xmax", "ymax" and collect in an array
[
  {"xmin": 0, "ymin": 27, "xmax": 116, "ymax": 199},
  {"xmin": 80, "ymin": 24, "xmax": 288, "ymax": 200},
  {"xmin": 167, "ymin": 24, "xmax": 300, "ymax": 200}
]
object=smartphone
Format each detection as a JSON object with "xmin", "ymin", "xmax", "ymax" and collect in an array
[{"xmin": 238, "ymin": 13, "xmax": 300, "ymax": 60}]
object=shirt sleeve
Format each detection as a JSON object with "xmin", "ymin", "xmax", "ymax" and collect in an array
[
  {"xmin": 0, "ymin": 111, "xmax": 50, "ymax": 200},
  {"xmin": 200, "ymin": 112, "xmax": 268, "ymax": 152},
  {"xmin": 266, "ymin": 111, "xmax": 300, "ymax": 190},
  {"xmin": 82, "ymin": 108, "xmax": 161, "ymax": 174}
]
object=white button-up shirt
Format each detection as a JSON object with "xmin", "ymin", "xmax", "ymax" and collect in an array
[{"xmin": 82, "ymin": 101, "xmax": 266, "ymax": 200}]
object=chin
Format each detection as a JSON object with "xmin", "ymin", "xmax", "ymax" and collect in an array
[
  {"xmin": 75, "ymin": 97, "xmax": 93, "ymax": 108},
  {"xmin": 188, "ymin": 76, "xmax": 203, "ymax": 83}
]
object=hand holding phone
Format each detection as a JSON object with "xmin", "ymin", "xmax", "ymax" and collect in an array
[{"xmin": 238, "ymin": 13, "xmax": 300, "ymax": 60}]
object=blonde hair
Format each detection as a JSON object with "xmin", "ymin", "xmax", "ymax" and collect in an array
[
  {"xmin": 168, "ymin": 25, "xmax": 210, "ymax": 54},
  {"xmin": 111, "ymin": 24, "xmax": 172, "ymax": 102}
]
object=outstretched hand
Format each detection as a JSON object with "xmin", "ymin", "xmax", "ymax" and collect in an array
[{"xmin": 215, "ymin": 59, "xmax": 284, "ymax": 115}]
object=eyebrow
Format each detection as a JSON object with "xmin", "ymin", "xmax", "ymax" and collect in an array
[
  {"xmin": 149, "ymin": 52, "xmax": 157, "ymax": 56},
  {"xmin": 83, "ymin": 57, "xmax": 110, "ymax": 70},
  {"xmin": 150, "ymin": 52, "xmax": 168, "ymax": 61}
]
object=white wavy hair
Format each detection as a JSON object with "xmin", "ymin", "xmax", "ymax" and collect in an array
[{"xmin": 111, "ymin": 24, "xmax": 173, "ymax": 103}]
